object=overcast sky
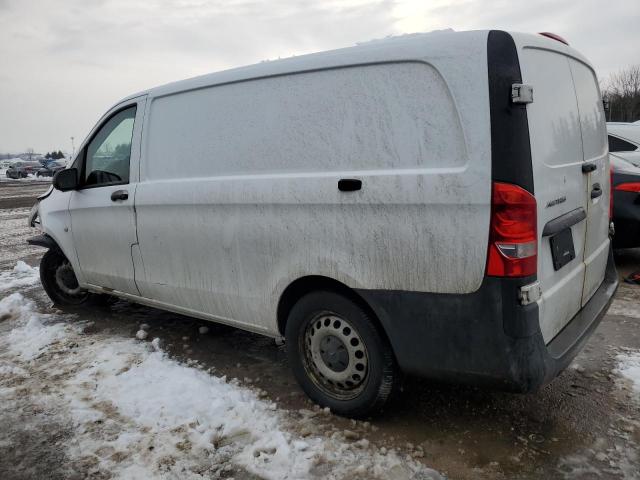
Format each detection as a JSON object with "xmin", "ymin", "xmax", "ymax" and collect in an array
[{"xmin": 1, "ymin": 0, "xmax": 639, "ymax": 154}]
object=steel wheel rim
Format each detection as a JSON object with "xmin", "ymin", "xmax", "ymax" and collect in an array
[
  {"xmin": 302, "ymin": 312, "xmax": 369, "ymax": 400},
  {"xmin": 54, "ymin": 261, "xmax": 83, "ymax": 296}
]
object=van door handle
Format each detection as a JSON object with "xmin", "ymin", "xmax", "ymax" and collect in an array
[
  {"xmin": 590, "ymin": 184, "xmax": 602, "ymax": 199},
  {"xmin": 582, "ymin": 163, "xmax": 597, "ymax": 173},
  {"xmin": 111, "ymin": 190, "xmax": 129, "ymax": 201},
  {"xmin": 338, "ymin": 179, "xmax": 362, "ymax": 192}
]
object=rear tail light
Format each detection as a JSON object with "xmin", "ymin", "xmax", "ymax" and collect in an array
[
  {"xmin": 614, "ymin": 182, "xmax": 640, "ymax": 193},
  {"xmin": 486, "ymin": 182, "xmax": 537, "ymax": 277}
]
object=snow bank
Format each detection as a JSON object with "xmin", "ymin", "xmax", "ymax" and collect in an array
[
  {"xmin": 63, "ymin": 338, "xmax": 439, "ymax": 479},
  {"xmin": 0, "ymin": 261, "xmax": 40, "ymax": 292},
  {"xmin": 0, "ymin": 262, "xmax": 441, "ymax": 479},
  {"xmin": 1, "ymin": 293, "xmax": 70, "ymax": 360},
  {"xmin": 616, "ymin": 350, "xmax": 640, "ymax": 395}
]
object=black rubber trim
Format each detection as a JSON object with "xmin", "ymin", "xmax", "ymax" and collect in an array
[
  {"xmin": 487, "ymin": 30, "xmax": 534, "ymax": 194},
  {"xmin": 356, "ymin": 247, "xmax": 617, "ymax": 392},
  {"xmin": 27, "ymin": 234, "xmax": 58, "ymax": 250},
  {"xmin": 542, "ymin": 208, "xmax": 587, "ymax": 237}
]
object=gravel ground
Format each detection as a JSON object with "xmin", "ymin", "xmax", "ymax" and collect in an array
[{"xmin": 0, "ymin": 181, "xmax": 639, "ymax": 479}]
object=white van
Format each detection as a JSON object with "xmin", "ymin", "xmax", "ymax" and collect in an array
[{"xmin": 29, "ymin": 30, "xmax": 618, "ymax": 417}]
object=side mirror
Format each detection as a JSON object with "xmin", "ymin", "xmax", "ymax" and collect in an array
[{"xmin": 52, "ymin": 168, "xmax": 79, "ymax": 191}]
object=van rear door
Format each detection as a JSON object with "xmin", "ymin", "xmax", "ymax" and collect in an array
[
  {"xmin": 517, "ymin": 39, "xmax": 608, "ymax": 343},
  {"xmin": 568, "ymin": 59, "xmax": 610, "ymax": 307}
]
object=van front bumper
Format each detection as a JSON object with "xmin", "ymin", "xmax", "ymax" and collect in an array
[{"xmin": 356, "ymin": 247, "xmax": 618, "ymax": 392}]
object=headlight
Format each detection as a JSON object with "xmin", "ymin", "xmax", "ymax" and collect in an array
[{"xmin": 28, "ymin": 203, "xmax": 39, "ymax": 228}]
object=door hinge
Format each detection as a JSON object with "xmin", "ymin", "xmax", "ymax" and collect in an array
[
  {"xmin": 518, "ymin": 281, "xmax": 541, "ymax": 306},
  {"xmin": 511, "ymin": 83, "xmax": 534, "ymax": 104}
]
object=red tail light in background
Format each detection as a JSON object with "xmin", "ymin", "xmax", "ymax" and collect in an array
[
  {"xmin": 610, "ymin": 169, "xmax": 615, "ymax": 219},
  {"xmin": 486, "ymin": 182, "xmax": 538, "ymax": 277},
  {"xmin": 614, "ymin": 182, "xmax": 640, "ymax": 193}
]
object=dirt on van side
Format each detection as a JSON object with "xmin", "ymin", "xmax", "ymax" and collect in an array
[{"xmin": 0, "ymin": 180, "xmax": 638, "ymax": 480}]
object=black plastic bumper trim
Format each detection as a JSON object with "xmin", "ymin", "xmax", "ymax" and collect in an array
[
  {"xmin": 356, "ymin": 247, "xmax": 618, "ymax": 393},
  {"xmin": 27, "ymin": 234, "xmax": 57, "ymax": 250}
]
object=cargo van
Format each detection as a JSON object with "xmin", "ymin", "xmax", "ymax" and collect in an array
[{"xmin": 29, "ymin": 30, "xmax": 618, "ymax": 417}]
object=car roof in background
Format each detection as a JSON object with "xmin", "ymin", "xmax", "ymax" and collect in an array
[{"xmin": 607, "ymin": 122, "xmax": 640, "ymax": 144}]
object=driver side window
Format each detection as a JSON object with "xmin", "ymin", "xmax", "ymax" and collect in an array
[{"xmin": 84, "ymin": 106, "xmax": 136, "ymax": 187}]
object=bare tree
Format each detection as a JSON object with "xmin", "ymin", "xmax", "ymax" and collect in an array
[{"xmin": 602, "ymin": 65, "xmax": 640, "ymax": 122}]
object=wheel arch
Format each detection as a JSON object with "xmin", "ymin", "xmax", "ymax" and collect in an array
[
  {"xmin": 276, "ymin": 275, "xmax": 391, "ymax": 346},
  {"xmin": 27, "ymin": 233, "xmax": 61, "ymax": 251}
]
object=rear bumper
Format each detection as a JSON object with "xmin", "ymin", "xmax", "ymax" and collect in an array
[{"xmin": 357, "ymin": 247, "xmax": 618, "ymax": 392}]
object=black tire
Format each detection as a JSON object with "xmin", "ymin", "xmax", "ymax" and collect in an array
[
  {"xmin": 40, "ymin": 249, "xmax": 90, "ymax": 306},
  {"xmin": 285, "ymin": 291, "xmax": 397, "ymax": 418}
]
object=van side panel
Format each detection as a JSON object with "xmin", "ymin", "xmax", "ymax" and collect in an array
[{"xmin": 135, "ymin": 53, "xmax": 491, "ymax": 332}]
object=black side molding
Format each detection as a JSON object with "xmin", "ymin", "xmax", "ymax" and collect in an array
[
  {"xmin": 542, "ymin": 208, "xmax": 586, "ymax": 237},
  {"xmin": 27, "ymin": 233, "xmax": 58, "ymax": 250}
]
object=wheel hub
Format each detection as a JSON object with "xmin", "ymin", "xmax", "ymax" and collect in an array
[
  {"xmin": 54, "ymin": 261, "xmax": 82, "ymax": 296},
  {"xmin": 319, "ymin": 334, "xmax": 349, "ymax": 372},
  {"xmin": 303, "ymin": 313, "xmax": 369, "ymax": 399}
]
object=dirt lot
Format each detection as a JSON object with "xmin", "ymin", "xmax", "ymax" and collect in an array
[{"xmin": 0, "ymin": 180, "xmax": 639, "ymax": 479}]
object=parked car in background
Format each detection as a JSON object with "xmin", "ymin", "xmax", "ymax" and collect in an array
[
  {"xmin": 610, "ymin": 153, "xmax": 640, "ymax": 249},
  {"xmin": 36, "ymin": 161, "xmax": 66, "ymax": 177},
  {"xmin": 28, "ymin": 30, "xmax": 617, "ymax": 417},
  {"xmin": 5, "ymin": 161, "xmax": 42, "ymax": 178},
  {"xmin": 607, "ymin": 122, "xmax": 640, "ymax": 167}
]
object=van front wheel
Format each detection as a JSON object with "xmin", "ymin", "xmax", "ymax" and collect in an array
[
  {"xmin": 40, "ymin": 249, "xmax": 90, "ymax": 306},
  {"xmin": 285, "ymin": 291, "xmax": 396, "ymax": 418}
]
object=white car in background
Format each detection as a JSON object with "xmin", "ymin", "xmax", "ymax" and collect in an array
[{"xmin": 607, "ymin": 122, "xmax": 640, "ymax": 167}]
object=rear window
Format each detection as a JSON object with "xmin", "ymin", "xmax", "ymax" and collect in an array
[{"xmin": 608, "ymin": 135, "xmax": 638, "ymax": 152}]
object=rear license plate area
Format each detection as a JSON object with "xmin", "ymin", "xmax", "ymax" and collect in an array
[{"xmin": 550, "ymin": 228, "xmax": 576, "ymax": 271}]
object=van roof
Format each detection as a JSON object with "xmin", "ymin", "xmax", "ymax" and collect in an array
[{"xmin": 113, "ymin": 29, "xmax": 590, "ymax": 108}]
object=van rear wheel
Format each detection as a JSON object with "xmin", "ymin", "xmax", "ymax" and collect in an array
[
  {"xmin": 285, "ymin": 291, "xmax": 396, "ymax": 418},
  {"xmin": 40, "ymin": 249, "xmax": 90, "ymax": 306}
]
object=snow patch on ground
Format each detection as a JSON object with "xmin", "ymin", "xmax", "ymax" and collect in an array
[
  {"xmin": 0, "ymin": 171, "xmax": 51, "ymax": 182},
  {"xmin": 1, "ymin": 293, "xmax": 71, "ymax": 361},
  {"xmin": 61, "ymin": 337, "xmax": 440, "ymax": 479},
  {"xmin": 615, "ymin": 350, "xmax": 640, "ymax": 395},
  {"xmin": 0, "ymin": 261, "xmax": 40, "ymax": 292},
  {"xmin": 608, "ymin": 298, "xmax": 640, "ymax": 319},
  {"xmin": 0, "ymin": 275, "xmax": 442, "ymax": 480}
]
